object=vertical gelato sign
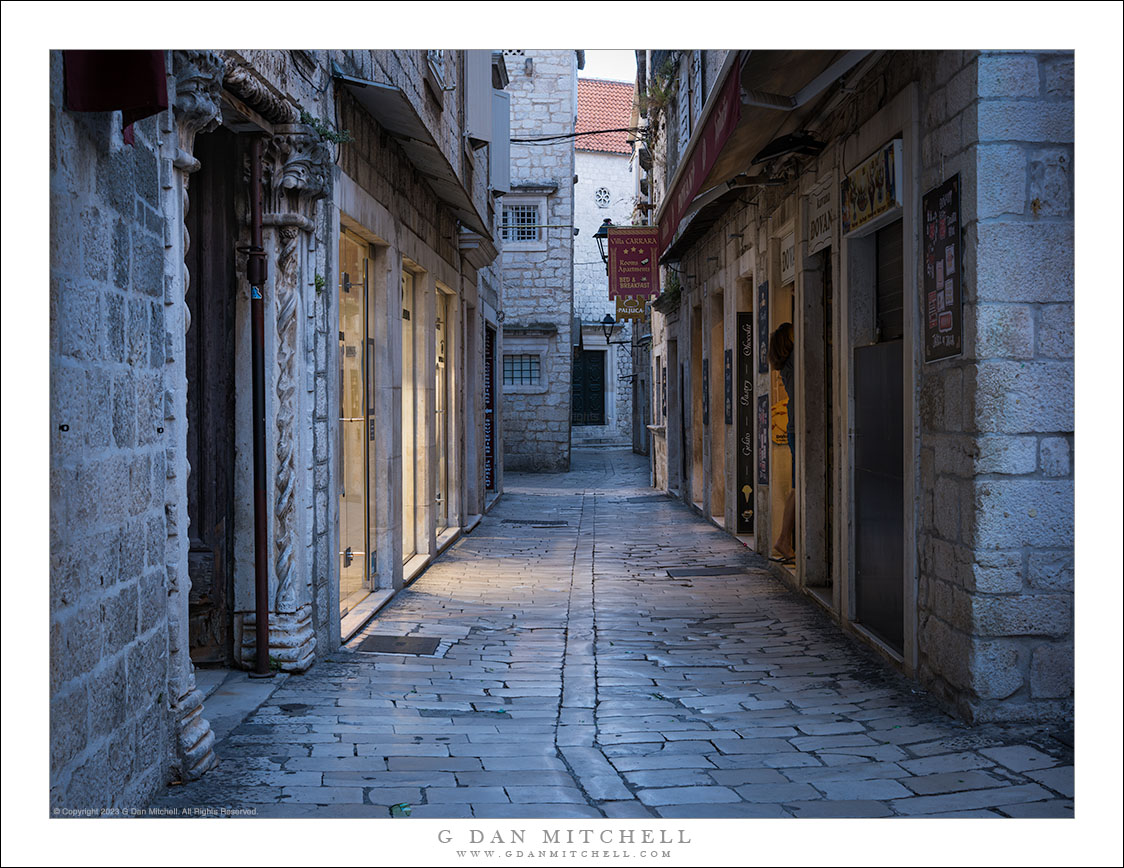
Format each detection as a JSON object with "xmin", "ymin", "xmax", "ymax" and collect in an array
[
  {"xmin": 608, "ymin": 226, "xmax": 660, "ymax": 299},
  {"xmin": 736, "ymin": 312, "xmax": 754, "ymax": 534}
]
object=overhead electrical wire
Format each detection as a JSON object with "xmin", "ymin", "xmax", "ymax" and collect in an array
[{"xmin": 510, "ymin": 126, "xmax": 644, "ymax": 144}]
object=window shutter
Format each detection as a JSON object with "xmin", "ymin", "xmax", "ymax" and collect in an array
[
  {"xmin": 691, "ymin": 50, "xmax": 703, "ymax": 125},
  {"xmin": 465, "ymin": 50, "xmax": 492, "ymax": 147},
  {"xmin": 490, "ymin": 89, "xmax": 511, "ymax": 195}
]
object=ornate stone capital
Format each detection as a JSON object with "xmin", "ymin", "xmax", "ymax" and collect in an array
[
  {"xmin": 223, "ymin": 58, "xmax": 300, "ymax": 125},
  {"xmin": 172, "ymin": 50, "xmax": 225, "ymax": 164},
  {"xmin": 264, "ymin": 126, "xmax": 332, "ymax": 225}
]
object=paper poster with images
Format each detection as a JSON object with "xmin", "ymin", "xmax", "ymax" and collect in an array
[{"xmin": 922, "ymin": 174, "xmax": 963, "ymax": 362}]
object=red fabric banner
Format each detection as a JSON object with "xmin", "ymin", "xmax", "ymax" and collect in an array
[
  {"xmin": 608, "ymin": 226, "xmax": 659, "ymax": 299},
  {"xmin": 657, "ymin": 58, "xmax": 743, "ymax": 255},
  {"xmin": 63, "ymin": 50, "xmax": 168, "ymax": 144}
]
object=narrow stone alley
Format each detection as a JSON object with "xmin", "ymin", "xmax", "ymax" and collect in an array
[{"xmin": 155, "ymin": 449, "xmax": 1073, "ymax": 819}]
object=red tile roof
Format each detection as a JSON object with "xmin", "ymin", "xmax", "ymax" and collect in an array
[{"xmin": 576, "ymin": 78, "xmax": 635, "ymax": 155}]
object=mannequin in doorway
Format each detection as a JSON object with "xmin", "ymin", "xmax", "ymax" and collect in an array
[{"xmin": 769, "ymin": 322, "xmax": 796, "ymax": 564}]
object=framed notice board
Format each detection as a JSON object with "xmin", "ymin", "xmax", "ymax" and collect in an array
[{"xmin": 922, "ymin": 174, "xmax": 963, "ymax": 362}]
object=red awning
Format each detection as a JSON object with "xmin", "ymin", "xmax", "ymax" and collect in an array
[{"xmin": 63, "ymin": 50, "xmax": 168, "ymax": 144}]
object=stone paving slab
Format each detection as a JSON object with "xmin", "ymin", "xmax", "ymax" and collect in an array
[{"xmin": 152, "ymin": 448, "xmax": 1074, "ymax": 819}]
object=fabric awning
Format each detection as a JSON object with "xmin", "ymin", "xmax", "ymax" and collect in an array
[
  {"xmin": 335, "ymin": 70, "xmax": 490, "ymax": 237},
  {"xmin": 658, "ymin": 50, "xmax": 870, "ymax": 262}
]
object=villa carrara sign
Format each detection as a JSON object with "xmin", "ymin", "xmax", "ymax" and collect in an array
[{"xmin": 608, "ymin": 226, "xmax": 659, "ymax": 299}]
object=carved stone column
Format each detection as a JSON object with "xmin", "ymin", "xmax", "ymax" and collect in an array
[
  {"xmin": 238, "ymin": 125, "xmax": 331, "ymax": 672},
  {"xmin": 164, "ymin": 49, "xmax": 225, "ymax": 781}
]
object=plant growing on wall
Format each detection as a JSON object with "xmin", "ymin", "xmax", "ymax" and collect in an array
[{"xmin": 299, "ymin": 109, "xmax": 353, "ymax": 144}]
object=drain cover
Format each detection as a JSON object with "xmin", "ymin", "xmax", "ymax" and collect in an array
[
  {"xmin": 627, "ymin": 495, "xmax": 672, "ymax": 503},
  {"xmin": 502, "ymin": 519, "xmax": 568, "ymax": 526},
  {"xmin": 355, "ymin": 634, "xmax": 441, "ymax": 655},
  {"xmin": 666, "ymin": 566, "xmax": 748, "ymax": 577}
]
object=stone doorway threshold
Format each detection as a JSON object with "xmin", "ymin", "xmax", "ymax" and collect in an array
[{"xmin": 340, "ymin": 589, "xmax": 396, "ymax": 644}]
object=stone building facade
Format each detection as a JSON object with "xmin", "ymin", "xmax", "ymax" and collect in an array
[
  {"xmin": 573, "ymin": 77, "xmax": 637, "ymax": 448},
  {"xmin": 49, "ymin": 48, "xmax": 508, "ymax": 812},
  {"xmin": 499, "ymin": 49, "xmax": 581, "ymax": 472},
  {"xmin": 641, "ymin": 49, "xmax": 1074, "ymax": 724}
]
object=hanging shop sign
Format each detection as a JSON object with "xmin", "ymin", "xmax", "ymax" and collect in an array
[
  {"xmin": 615, "ymin": 295, "xmax": 647, "ymax": 322},
  {"xmin": 658, "ymin": 58, "xmax": 744, "ymax": 254},
  {"xmin": 757, "ymin": 393, "xmax": 769, "ymax": 486},
  {"xmin": 702, "ymin": 358, "xmax": 710, "ymax": 426},
  {"xmin": 922, "ymin": 174, "xmax": 963, "ymax": 362},
  {"xmin": 736, "ymin": 312, "xmax": 754, "ymax": 534},
  {"xmin": 780, "ymin": 232, "xmax": 796, "ymax": 285},
  {"xmin": 756, "ymin": 281, "xmax": 769, "ymax": 374},
  {"xmin": 841, "ymin": 138, "xmax": 903, "ymax": 235},
  {"xmin": 724, "ymin": 349, "xmax": 734, "ymax": 425},
  {"xmin": 806, "ymin": 176, "xmax": 836, "ymax": 255},
  {"xmin": 608, "ymin": 226, "xmax": 659, "ymax": 299}
]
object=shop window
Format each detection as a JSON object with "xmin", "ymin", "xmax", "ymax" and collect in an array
[{"xmin": 503, "ymin": 353, "xmax": 540, "ymax": 385}]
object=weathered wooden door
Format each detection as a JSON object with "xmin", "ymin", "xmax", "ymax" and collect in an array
[
  {"xmin": 572, "ymin": 349, "xmax": 605, "ymax": 426},
  {"xmin": 185, "ymin": 127, "xmax": 238, "ymax": 666}
]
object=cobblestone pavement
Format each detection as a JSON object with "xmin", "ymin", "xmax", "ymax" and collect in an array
[{"xmin": 156, "ymin": 448, "xmax": 1074, "ymax": 818}]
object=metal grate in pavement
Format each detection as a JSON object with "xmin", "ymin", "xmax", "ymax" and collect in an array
[
  {"xmin": 500, "ymin": 518, "xmax": 569, "ymax": 526},
  {"xmin": 665, "ymin": 566, "xmax": 750, "ymax": 577},
  {"xmin": 354, "ymin": 634, "xmax": 442, "ymax": 655},
  {"xmin": 626, "ymin": 495, "xmax": 673, "ymax": 503}
]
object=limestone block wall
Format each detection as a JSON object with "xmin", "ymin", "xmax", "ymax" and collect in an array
[
  {"xmin": 49, "ymin": 54, "xmax": 178, "ymax": 810},
  {"xmin": 916, "ymin": 50, "xmax": 1074, "ymax": 723},
  {"xmin": 501, "ymin": 49, "xmax": 577, "ymax": 472}
]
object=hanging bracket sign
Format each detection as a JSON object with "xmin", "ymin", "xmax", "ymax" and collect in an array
[
  {"xmin": 806, "ymin": 175, "xmax": 836, "ymax": 255},
  {"xmin": 608, "ymin": 226, "xmax": 659, "ymax": 299},
  {"xmin": 842, "ymin": 138, "xmax": 903, "ymax": 235}
]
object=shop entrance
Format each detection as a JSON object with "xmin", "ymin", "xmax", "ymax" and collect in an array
[
  {"xmin": 337, "ymin": 230, "xmax": 375, "ymax": 618},
  {"xmin": 802, "ymin": 249, "xmax": 834, "ymax": 601},
  {"xmin": 853, "ymin": 219, "xmax": 905, "ymax": 652},
  {"xmin": 435, "ymin": 290, "xmax": 451, "ymax": 533},
  {"xmin": 708, "ymin": 290, "xmax": 726, "ymax": 522},
  {"xmin": 401, "ymin": 271, "xmax": 418, "ymax": 561},
  {"xmin": 769, "ymin": 279, "xmax": 795, "ymax": 566}
]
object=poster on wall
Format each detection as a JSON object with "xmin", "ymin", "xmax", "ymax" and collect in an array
[
  {"xmin": 922, "ymin": 174, "xmax": 963, "ymax": 362},
  {"xmin": 724, "ymin": 349, "xmax": 733, "ymax": 425},
  {"xmin": 736, "ymin": 313, "xmax": 754, "ymax": 534},
  {"xmin": 841, "ymin": 138, "xmax": 903, "ymax": 235},
  {"xmin": 757, "ymin": 281, "xmax": 769, "ymax": 374},
  {"xmin": 702, "ymin": 358, "xmax": 710, "ymax": 426},
  {"xmin": 756, "ymin": 394, "xmax": 769, "ymax": 486}
]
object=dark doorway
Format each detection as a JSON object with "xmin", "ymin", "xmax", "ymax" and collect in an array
[
  {"xmin": 572, "ymin": 348, "xmax": 606, "ymax": 426},
  {"xmin": 185, "ymin": 127, "xmax": 239, "ymax": 666},
  {"xmin": 484, "ymin": 325, "xmax": 496, "ymax": 490},
  {"xmin": 853, "ymin": 339, "xmax": 904, "ymax": 652}
]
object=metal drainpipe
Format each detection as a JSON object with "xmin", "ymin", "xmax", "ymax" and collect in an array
[{"xmin": 246, "ymin": 136, "xmax": 273, "ymax": 679}]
